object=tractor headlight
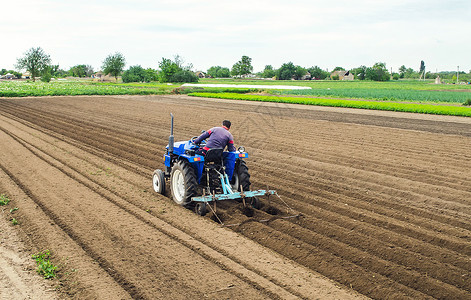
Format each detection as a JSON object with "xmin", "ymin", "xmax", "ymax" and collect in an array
[{"xmin": 238, "ymin": 146, "xmax": 245, "ymax": 153}]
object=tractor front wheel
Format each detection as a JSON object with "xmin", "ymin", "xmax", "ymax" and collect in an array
[
  {"xmin": 170, "ymin": 160, "xmax": 198, "ymax": 206},
  {"xmin": 152, "ymin": 169, "xmax": 166, "ymax": 195}
]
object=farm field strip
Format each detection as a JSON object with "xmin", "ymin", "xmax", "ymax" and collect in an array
[
  {"xmin": 252, "ymin": 153, "xmax": 471, "ymax": 208},
  {"xmin": 4, "ymin": 101, "xmax": 471, "ymax": 230},
  {"xmin": 1, "ymin": 101, "xmax": 470, "ymax": 239},
  {"xmin": 4, "ymin": 100, "xmax": 469, "ymax": 194},
  {"xmin": 1, "ymin": 95, "xmax": 470, "ymax": 299},
  {"xmin": 250, "ymin": 169, "xmax": 471, "ymax": 259},
  {"xmin": 19, "ymin": 99, "xmax": 471, "ymax": 214},
  {"xmin": 250, "ymin": 160, "xmax": 471, "ymax": 235}
]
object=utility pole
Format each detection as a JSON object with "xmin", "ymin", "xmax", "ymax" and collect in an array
[{"xmin": 457, "ymin": 66, "xmax": 459, "ymax": 84}]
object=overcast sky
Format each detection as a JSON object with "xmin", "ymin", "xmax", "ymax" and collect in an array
[{"xmin": 2, "ymin": 0, "xmax": 470, "ymax": 73}]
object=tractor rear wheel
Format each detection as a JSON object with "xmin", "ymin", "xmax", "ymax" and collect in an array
[
  {"xmin": 152, "ymin": 169, "xmax": 166, "ymax": 195},
  {"xmin": 170, "ymin": 160, "xmax": 198, "ymax": 206},
  {"xmin": 231, "ymin": 159, "xmax": 251, "ymax": 192}
]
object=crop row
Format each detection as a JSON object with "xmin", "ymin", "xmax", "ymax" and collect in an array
[
  {"xmin": 188, "ymin": 92, "xmax": 471, "ymax": 117},
  {"xmin": 277, "ymin": 88, "xmax": 471, "ymax": 103},
  {"xmin": 0, "ymin": 81, "xmax": 170, "ymax": 97},
  {"xmin": 201, "ymin": 78, "xmax": 471, "ymax": 91}
]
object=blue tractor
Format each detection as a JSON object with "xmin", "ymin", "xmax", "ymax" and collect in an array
[{"xmin": 152, "ymin": 114, "xmax": 276, "ymax": 216}]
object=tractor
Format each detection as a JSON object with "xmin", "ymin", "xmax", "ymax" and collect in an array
[{"xmin": 152, "ymin": 114, "xmax": 276, "ymax": 216}]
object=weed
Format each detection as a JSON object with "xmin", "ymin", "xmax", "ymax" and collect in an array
[
  {"xmin": 11, "ymin": 218, "xmax": 18, "ymax": 225},
  {"xmin": 463, "ymin": 99, "xmax": 471, "ymax": 106},
  {"xmin": 32, "ymin": 250, "xmax": 57, "ymax": 279},
  {"xmin": 0, "ymin": 194, "xmax": 10, "ymax": 206},
  {"xmin": 10, "ymin": 207, "xmax": 19, "ymax": 213}
]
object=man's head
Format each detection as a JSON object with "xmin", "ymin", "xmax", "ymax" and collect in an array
[{"xmin": 222, "ymin": 120, "xmax": 231, "ymax": 129}]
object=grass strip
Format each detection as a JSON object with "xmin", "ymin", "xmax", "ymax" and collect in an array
[{"xmin": 188, "ymin": 92, "xmax": 471, "ymax": 117}]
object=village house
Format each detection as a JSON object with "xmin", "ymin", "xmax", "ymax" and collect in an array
[
  {"xmin": 91, "ymin": 71, "xmax": 116, "ymax": 82},
  {"xmin": 330, "ymin": 70, "xmax": 354, "ymax": 80},
  {"xmin": 195, "ymin": 71, "xmax": 207, "ymax": 78}
]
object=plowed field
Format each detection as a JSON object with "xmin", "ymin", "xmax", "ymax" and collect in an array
[{"xmin": 1, "ymin": 95, "xmax": 470, "ymax": 299}]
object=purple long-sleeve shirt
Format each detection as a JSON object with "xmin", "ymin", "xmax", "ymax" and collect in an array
[{"xmin": 194, "ymin": 126, "xmax": 236, "ymax": 152}]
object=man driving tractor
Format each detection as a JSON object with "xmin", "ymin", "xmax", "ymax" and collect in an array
[{"xmin": 194, "ymin": 120, "xmax": 236, "ymax": 156}]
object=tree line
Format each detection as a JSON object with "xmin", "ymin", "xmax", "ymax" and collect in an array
[{"xmin": 6, "ymin": 47, "xmax": 471, "ymax": 83}]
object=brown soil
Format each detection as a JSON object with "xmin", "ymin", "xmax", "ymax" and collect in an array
[
  {"xmin": 0, "ymin": 94, "xmax": 470, "ymax": 299},
  {"xmin": 0, "ymin": 207, "xmax": 59, "ymax": 300}
]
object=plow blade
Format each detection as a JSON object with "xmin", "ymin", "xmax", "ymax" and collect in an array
[{"xmin": 192, "ymin": 190, "xmax": 276, "ymax": 202}]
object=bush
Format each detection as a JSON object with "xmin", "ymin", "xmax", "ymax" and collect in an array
[
  {"xmin": 40, "ymin": 71, "xmax": 52, "ymax": 83},
  {"xmin": 170, "ymin": 70, "xmax": 198, "ymax": 83},
  {"xmin": 332, "ymin": 75, "xmax": 339, "ymax": 80},
  {"xmin": 393, "ymin": 74, "xmax": 400, "ymax": 80},
  {"xmin": 122, "ymin": 65, "xmax": 146, "ymax": 83},
  {"xmin": 463, "ymin": 99, "xmax": 471, "ymax": 106}
]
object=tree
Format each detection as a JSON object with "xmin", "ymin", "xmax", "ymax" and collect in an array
[
  {"xmin": 15, "ymin": 47, "xmax": 51, "ymax": 82},
  {"xmin": 333, "ymin": 66, "xmax": 345, "ymax": 71},
  {"xmin": 231, "ymin": 55, "xmax": 253, "ymax": 77},
  {"xmin": 365, "ymin": 62, "xmax": 390, "ymax": 81},
  {"xmin": 40, "ymin": 66, "xmax": 52, "ymax": 82},
  {"xmin": 307, "ymin": 66, "xmax": 329, "ymax": 80},
  {"xmin": 158, "ymin": 57, "xmax": 181, "ymax": 83},
  {"xmin": 145, "ymin": 68, "xmax": 159, "ymax": 82},
  {"xmin": 351, "ymin": 66, "xmax": 367, "ymax": 80},
  {"xmin": 261, "ymin": 65, "xmax": 276, "ymax": 78},
  {"xmin": 399, "ymin": 65, "xmax": 407, "ymax": 78},
  {"xmin": 158, "ymin": 55, "xmax": 197, "ymax": 83},
  {"xmin": 170, "ymin": 70, "xmax": 198, "ymax": 83},
  {"xmin": 122, "ymin": 65, "xmax": 147, "ymax": 83},
  {"xmin": 294, "ymin": 66, "xmax": 308, "ymax": 80},
  {"xmin": 217, "ymin": 67, "xmax": 231, "ymax": 78},
  {"xmin": 122, "ymin": 66, "xmax": 159, "ymax": 83},
  {"xmin": 207, "ymin": 66, "xmax": 231, "ymax": 78},
  {"xmin": 419, "ymin": 60, "xmax": 425, "ymax": 79},
  {"xmin": 102, "ymin": 52, "xmax": 126, "ymax": 81},
  {"xmin": 69, "ymin": 64, "xmax": 94, "ymax": 78},
  {"xmin": 276, "ymin": 62, "xmax": 296, "ymax": 80}
]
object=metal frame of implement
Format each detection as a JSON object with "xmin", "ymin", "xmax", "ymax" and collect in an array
[{"xmin": 191, "ymin": 170, "xmax": 276, "ymax": 203}]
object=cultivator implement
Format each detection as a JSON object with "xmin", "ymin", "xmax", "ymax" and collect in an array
[{"xmin": 192, "ymin": 171, "xmax": 276, "ymax": 202}]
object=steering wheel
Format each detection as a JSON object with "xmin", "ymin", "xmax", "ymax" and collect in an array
[{"xmin": 190, "ymin": 136, "xmax": 198, "ymax": 144}]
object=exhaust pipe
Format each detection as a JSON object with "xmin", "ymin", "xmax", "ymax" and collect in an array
[{"xmin": 168, "ymin": 113, "xmax": 174, "ymax": 154}]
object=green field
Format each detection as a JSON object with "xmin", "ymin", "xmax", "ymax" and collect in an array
[
  {"xmin": 188, "ymin": 92, "xmax": 471, "ymax": 117},
  {"xmin": 2, "ymin": 78, "xmax": 470, "ymax": 117},
  {"xmin": 197, "ymin": 79, "xmax": 471, "ymax": 103},
  {"xmin": 0, "ymin": 80, "xmax": 177, "ymax": 97}
]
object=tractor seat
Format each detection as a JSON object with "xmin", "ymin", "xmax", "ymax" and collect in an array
[{"xmin": 204, "ymin": 148, "xmax": 224, "ymax": 165}]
